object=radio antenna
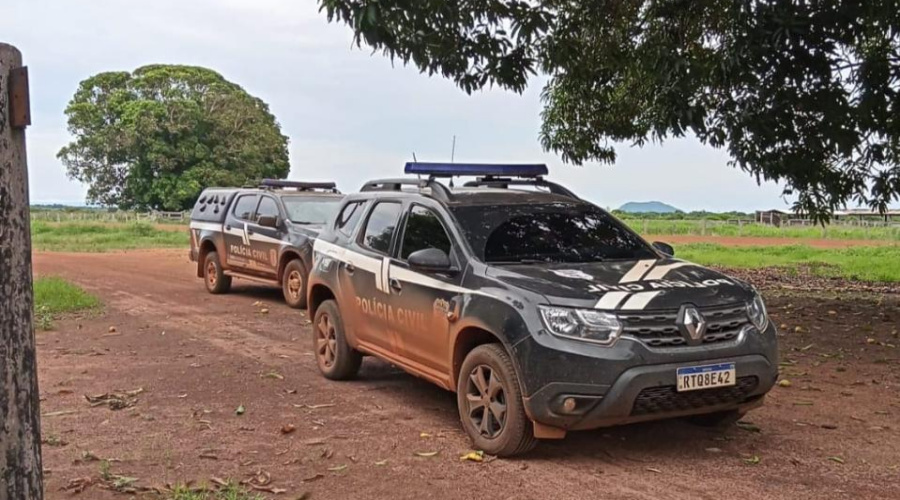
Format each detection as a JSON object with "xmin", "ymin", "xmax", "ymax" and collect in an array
[{"xmin": 450, "ymin": 135, "xmax": 456, "ymax": 163}]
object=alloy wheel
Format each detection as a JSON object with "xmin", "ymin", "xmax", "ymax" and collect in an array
[
  {"xmin": 465, "ymin": 364, "xmax": 508, "ymax": 438},
  {"xmin": 316, "ymin": 313, "xmax": 337, "ymax": 368}
]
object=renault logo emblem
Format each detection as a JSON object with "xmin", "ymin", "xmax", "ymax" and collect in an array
[{"xmin": 676, "ymin": 305, "xmax": 707, "ymax": 344}]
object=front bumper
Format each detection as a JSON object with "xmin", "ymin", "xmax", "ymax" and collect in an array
[{"xmin": 514, "ymin": 325, "xmax": 779, "ymax": 430}]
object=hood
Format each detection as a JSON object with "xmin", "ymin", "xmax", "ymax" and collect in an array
[{"xmin": 485, "ymin": 258, "xmax": 755, "ymax": 311}]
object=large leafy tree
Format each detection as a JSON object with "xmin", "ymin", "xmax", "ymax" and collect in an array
[
  {"xmin": 59, "ymin": 65, "xmax": 289, "ymax": 211},
  {"xmin": 319, "ymin": 1, "xmax": 900, "ymax": 219}
]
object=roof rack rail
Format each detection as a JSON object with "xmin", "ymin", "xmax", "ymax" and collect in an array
[
  {"xmin": 360, "ymin": 178, "xmax": 451, "ymax": 202},
  {"xmin": 462, "ymin": 177, "xmax": 579, "ymax": 199},
  {"xmin": 259, "ymin": 179, "xmax": 340, "ymax": 193}
]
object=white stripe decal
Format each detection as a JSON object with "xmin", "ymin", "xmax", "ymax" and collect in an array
[
  {"xmin": 241, "ymin": 222, "xmax": 250, "ymax": 245},
  {"xmin": 189, "ymin": 221, "xmax": 222, "ymax": 232},
  {"xmin": 619, "ymin": 291, "xmax": 662, "ymax": 310},
  {"xmin": 381, "ymin": 257, "xmax": 391, "ymax": 295},
  {"xmin": 619, "ymin": 259, "xmax": 657, "ymax": 283},
  {"xmin": 643, "ymin": 262, "xmax": 690, "ymax": 281},
  {"xmin": 314, "ymin": 239, "xmax": 493, "ymax": 297},
  {"xmin": 594, "ymin": 291, "xmax": 630, "ymax": 310}
]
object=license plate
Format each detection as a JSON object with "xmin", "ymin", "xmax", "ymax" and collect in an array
[{"xmin": 676, "ymin": 363, "xmax": 736, "ymax": 392}]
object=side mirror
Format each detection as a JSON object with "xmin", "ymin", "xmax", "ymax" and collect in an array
[
  {"xmin": 257, "ymin": 215, "xmax": 280, "ymax": 229},
  {"xmin": 652, "ymin": 241, "xmax": 675, "ymax": 256},
  {"xmin": 408, "ymin": 248, "xmax": 452, "ymax": 272}
]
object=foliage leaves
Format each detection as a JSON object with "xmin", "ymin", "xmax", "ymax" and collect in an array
[
  {"xmin": 58, "ymin": 65, "xmax": 289, "ymax": 211},
  {"xmin": 318, "ymin": 0, "xmax": 900, "ymax": 220}
]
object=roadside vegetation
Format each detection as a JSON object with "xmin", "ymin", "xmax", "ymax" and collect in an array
[
  {"xmin": 31, "ymin": 221, "xmax": 187, "ymax": 252},
  {"xmin": 622, "ymin": 218, "xmax": 900, "ymax": 241},
  {"xmin": 33, "ymin": 276, "xmax": 101, "ymax": 329},
  {"xmin": 679, "ymin": 244, "xmax": 900, "ymax": 283}
]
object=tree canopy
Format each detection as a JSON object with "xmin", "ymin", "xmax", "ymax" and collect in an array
[
  {"xmin": 319, "ymin": 0, "xmax": 900, "ymax": 219},
  {"xmin": 59, "ymin": 65, "xmax": 289, "ymax": 211}
]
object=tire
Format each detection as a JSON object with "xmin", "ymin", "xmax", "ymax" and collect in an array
[
  {"xmin": 281, "ymin": 259, "xmax": 308, "ymax": 309},
  {"xmin": 313, "ymin": 300, "xmax": 362, "ymax": 380},
  {"xmin": 204, "ymin": 251, "xmax": 231, "ymax": 294},
  {"xmin": 456, "ymin": 344, "xmax": 537, "ymax": 457},
  {"xmin": 687, "ymin": 409, "xmax": 745, "ymax": 428}
]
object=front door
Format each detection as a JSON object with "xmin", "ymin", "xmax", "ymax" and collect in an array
[
  {"xmin": 386, "ymin": 203, "xmax": 461, "ymax": 375},
  {"xmin": 242, "ymin": 195, "xmax": 283, "ymax": 277},
  {"xmin": 223, "ymin": 194, "xmax": 258, "ymax": 271}
]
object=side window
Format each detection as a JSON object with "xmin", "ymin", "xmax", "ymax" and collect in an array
[
  {"xmin": 400, "ymin": 206, "xmax": 453, "ymax": 260},
  {"xmin": 232, "ymin": 195, "xmax": 258, "ymax": 221},
  {"xmin": 361, "ymin": 202, "xmax": 402, "ymax": 254},
  {"xmin": 255, "ymin": 196, "xmax": 280, "ymax": 222},
  {"xmin": 336, "ymin": 201, "xmax": 366, "ymax": 236}
]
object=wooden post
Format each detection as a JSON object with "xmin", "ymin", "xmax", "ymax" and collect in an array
[{"xmin": 0, "ymin": 43, "xmax": 44, "ymax": 500}]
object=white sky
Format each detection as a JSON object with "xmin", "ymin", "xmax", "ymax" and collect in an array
[{"xmin": 3, "ymin": 0, "xmax": 793, "ymax": 212}]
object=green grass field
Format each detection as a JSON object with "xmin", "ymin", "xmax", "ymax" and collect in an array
[
  {"xmin": 621, "ymin": 218, "xmax": 900, "ymax": 241},
  {"xmin": 33, "ymin": 276, "xmax": 101, "ymax": 329},
  {"xmin": 31, "ymin": 221, "xmax": 188, "ymax": 252},
  {"xmin": 679, "ymin": 243, "xmax": 900, "ymax": 282}
]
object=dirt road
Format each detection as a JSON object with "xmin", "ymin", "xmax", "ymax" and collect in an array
[{"xmin": 34, "ymin": 249, "xmax": 900, "ymax": 499}]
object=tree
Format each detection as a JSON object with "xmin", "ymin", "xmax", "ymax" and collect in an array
[
  {"xmin": 1, "ymin": 42, "xmax": 44, "ymax": 500},
  {"xmin": 59, "ymin": 65, "xmax": 290, "ymax": 211},
  {"xmin": 318, "ymin": 1, "xmax": 900, "ymax": 220}
]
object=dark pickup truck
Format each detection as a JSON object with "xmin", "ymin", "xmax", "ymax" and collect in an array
[{"xmin": 189, "ymin": 179, "xmax": 343, "ymax": 308}]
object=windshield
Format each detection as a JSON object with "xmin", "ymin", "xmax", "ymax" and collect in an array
[
  {"xmin": 450, "ymin": 203, "xmax": 657, "ymax": 263},
  {"xmin": 281, "ymin": 196, "xmax": 342, "ymax": 225}
]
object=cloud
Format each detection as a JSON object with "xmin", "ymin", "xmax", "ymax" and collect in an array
[{"xmin": 7, "ymin": 0, "xmax": 791, "ymax": 211}]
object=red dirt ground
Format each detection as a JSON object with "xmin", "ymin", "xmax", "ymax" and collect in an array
[
  {"xmin": 644, "ymin": 234, "xmax": 897, "ymax": 248},
  {"xmin": 33, "ymin": 249, "xmax": 900, "ymax": 499}
]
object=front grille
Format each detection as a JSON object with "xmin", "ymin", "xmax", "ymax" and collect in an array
[
  {"xmin": 630, "ymin": 376, "xmax": 759, "ymax": 416},
  {"xmin": 618, "ymin": 303, "xmax": 750, "ymax": 348}
]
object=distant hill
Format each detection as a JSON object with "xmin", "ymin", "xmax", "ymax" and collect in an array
[{"xmin": 618, "ymin": 201, "xmax": 681, "ymax": 213}]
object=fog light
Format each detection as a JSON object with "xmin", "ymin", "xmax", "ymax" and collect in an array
[{"xmin": 562, "ymin": 397, "xmax": 577, "ymax": 413}]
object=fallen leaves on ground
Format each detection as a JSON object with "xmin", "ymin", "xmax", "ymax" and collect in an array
[
  {"xmin": 84, "ymin": 388, "xmax": 143, "ymax": 410},
  {"xmin": 415, "ymin": 451, "xmax": 440, "ymax": 457},
  {"xmin": 460, "ymin": 450, "xmax": 484, "ymax": 462},
  {"xmin": 743, "ymin": 455, "xmax": 761, "ymax": 465},
  {"xmin": 235, "ymin": 404, "xmax": 246, "ymax": 416}
]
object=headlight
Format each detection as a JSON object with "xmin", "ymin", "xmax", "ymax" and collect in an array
[
  {"xmin": 747, "ymin": 294, "xmax": 769, "ymax": 332},
  {"xmin": 539, "ymin": 306, "xmax": 623, "ymax": 345}
]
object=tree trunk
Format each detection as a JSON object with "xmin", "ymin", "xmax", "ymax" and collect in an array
[{"xmin": 0, "ymin": 42, "xmax": 44, "ymax": 500}]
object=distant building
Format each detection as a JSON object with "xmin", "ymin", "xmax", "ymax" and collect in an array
[{"xmin": 755, "ymin": 209, "xmax": 790, "ymax": 226}]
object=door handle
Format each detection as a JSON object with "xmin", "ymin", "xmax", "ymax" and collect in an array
[
  {"xmin": 225, "ymin": 225, "xmax": 232, "ymax": 230},
  {"xmin": 344, "ymin": 262, "xmax": 355, "ymax": 274},
  {"xmin": 389, "ymin": 278, "xmax": 402, "ymax": 292}
]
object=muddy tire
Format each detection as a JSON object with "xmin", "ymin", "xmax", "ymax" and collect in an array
[
  {"xmin": 457, "ymin": 344, "xmax": 537, "ymax": 457},
  {"xmin": 281, "ymin": 259, "xmax": 308, "ymax": 309},
  {"xmin": 204, "ymin": 251, "xmax": 231, "ymax": 294},
  {"xmin": 687, "ymin": 409, "xmax": 745, "ymax": 428},
  {"xmin": 313, "ymin": 300, "xmax": 362, "ymax": 380}
]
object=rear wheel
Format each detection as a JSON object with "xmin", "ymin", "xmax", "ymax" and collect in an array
[
  {"xmin": 281, "ymin": 259, "xmax": 307, "ymax": 309},
  {"xmin": 204, "ymin": 251, "xmax": 231, "ymax": 294},
  {"xmin": 687, "ymin": 409, "xmax": 745, "ymax": 428},
  {"xmin": 313, "ymin": 300, "xmax": 362, "ymax": 380},
  {"xmin": 457, "ymin": 344, "xmax": 537, "ymax": 457}
]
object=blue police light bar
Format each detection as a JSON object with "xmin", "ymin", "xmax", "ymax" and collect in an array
[{"xmin": 404, "ymin": 162, "xmax": 548, "ymax": 178}]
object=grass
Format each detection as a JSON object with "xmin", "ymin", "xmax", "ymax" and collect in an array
[
  {"xmin": 166, "ymin": 483, "xmax": 266, "ymax": 500},
  {"xmin": 621, "ymin": 219, "xmax": 900, "ymax": 241},
  {"xmin": 679, "ymin": 243, "xmax": 900, "ymax": 282},
  {"xmin": 33, "ymin": 276, "xmax": 101, "ymax": 329},
  {"xmin": 31, "ymin": 220, "xmax": 188, "ymax": 252}
]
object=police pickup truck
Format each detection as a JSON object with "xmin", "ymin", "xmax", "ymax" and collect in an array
[
  {"xmin": 307, "ymin": 163, "xmax": 778, "ymax": 456},
  {"xmin": 189, "ymin": 179, "xmax": 343, "ymax": 308}
]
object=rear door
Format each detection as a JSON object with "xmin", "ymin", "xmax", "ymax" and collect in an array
[
  {"xmin": 343, "ymin": 200, "xmax": 403, "ymax": 353},
  {"xmin": 223, "ymin": 193, "xmax": 258, "ymax": 271}
]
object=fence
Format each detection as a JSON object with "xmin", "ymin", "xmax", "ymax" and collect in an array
[
  {"xmin": 620, "ymin": 218, "xmax": 900, "ymax": 241},
  {"xmin": 31, "ymin": 210, "xmax": 188, "ymax": 224}
]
